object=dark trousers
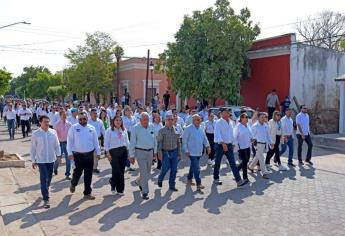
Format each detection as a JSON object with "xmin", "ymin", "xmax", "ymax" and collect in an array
[
  {"xmin": 297, "ymin": 134, "xmax": 313, "ymax": 162},
  {"xmin": 237, "ymin": 148, "xmax": 251, "ymax": 180},
  {"xmin": 109, "ymin": 147, "xmax": 128, "ymax": 193},
  {"xmin": 213, "ymin": 143, "xmax": 241, "ymax": 182},
  {"xmin": 206, "ymin": 133, "xmax": 215, "ymax": 160},
  {"xmin": 164, "ymin": 101, "xmax": 169, "ymax": 110},
  {"xmin": 7, "ymin": 119, "xmax": 15, "ymax": 138},
  {"xmin": 71, "ymin": 150, "xmax": 94, "ymax": 195},
  {"xmin": 37, "ymin": 162, "xmax": 54, "ymax": 201},
  {"xmin": 21, "ymin": 120, "xmax": 30, "ymax": 137},
  {"xmin": 267, "ymin": 107, "xmax": 275, "ymax": 120},
  {"xmin": 266, "ymin": 135, "xmax": 281, "ymax": 165}
]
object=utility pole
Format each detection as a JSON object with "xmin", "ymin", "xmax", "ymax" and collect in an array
[{"xmin": 145, "ymin": 49, "xmax": 150, "ymax": 106}]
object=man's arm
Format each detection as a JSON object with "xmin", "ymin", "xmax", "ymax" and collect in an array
[
  {"xmin": 157, "ymin": 129, "xmax": 163, "ymax": 158},
  {"xmin": 93, "ymin": 129, "xmax": 101, "ymax": 156},
  {"xmin": 129, "ymin": 126, "xmax": 137, "ymax": 158},
  {"xmin": 30, "ymin": 133, "xmax": 37, "ymax": 164}
]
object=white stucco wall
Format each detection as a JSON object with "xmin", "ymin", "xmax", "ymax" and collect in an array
[
  {"xmin": 290, "ymin": 44, "xmax": 345, "ymax": 109},
  {"xmin": 290, "ymin": 44, "xmax": 345, "ymax": 133}
]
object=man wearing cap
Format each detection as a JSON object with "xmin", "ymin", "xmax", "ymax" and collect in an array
[
  {"xmin": 129, "ymin": 112, "xmax": 157, "ymax": 200},
  {"xmin": 157, "ymin": 111, "xmax": 181, "ymax": 192},
  {"xmin": 68, "ymin": 108, "xmax": 79, "ymax": 125},
  {"xmin": 17, "ymin": 102, "xmax": 32, "ymax": 138},
  {"xmin": 213, "ymin": 108, "xmax": 247, "ymax": 187}
]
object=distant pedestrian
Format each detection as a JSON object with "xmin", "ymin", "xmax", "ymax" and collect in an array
[
  {"xmin": 281, "ymin": 96, "xmax": 291, "ymax": 115},
  {"xmin": 213, "ymin": 108, "xmax": 246, "ymax": 187},
  {"xmin": 4, "ymin": 104, "xmax": 16, "ymax": 140},
  {"xmin": 266, "ymin": 89, "xmax": 280, "ymax": 120},
  {"xmin": 30, "ymin": 115, "xmax": 61, "ymax": 209},
  {"xmin": 129, "ymin": 112, "xmax": 157, "ymax": 200},
  {"xmin": 67, "ymin": 112, "xmax": 101, "ymax": 200},
  {"xmin": 296, "ymin": 105, "xmax": 313, "ymax": 165},
  {"xmin": 17, "ymin": 102, "xmax": 32, "ymax": 138},
  {"xmin": 157, "ymin": 112, "xmax": 181, "ymax": 192},
  {"xmin": 280, "ymin": 108, "xmax": 295, "ymax": 166},
  {"xmin": 182, "ymin": 114, "xmax": 211, "ymax": 193},
  {"xmin": 53, "ymin": 110, "xmax": 72, "ymax": 179},
  {"xmin": 163, "ymin": 90, "xmax": 170, "ymax": 110},
  {"xmin": 105, "ymin": 116, "xmax": 129, "ymax": 196}
]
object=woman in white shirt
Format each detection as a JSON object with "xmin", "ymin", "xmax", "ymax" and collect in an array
[
  {"xmin": 265, "ymin": 111, "xmax": 288, "ymax": 171},
  {"xmin": 104, "ymin": 116, "xmax": 130, "ymax": 195},
  {"xmin": 234, "ymin": 113, "xmax": 252, "ymax": 183}
]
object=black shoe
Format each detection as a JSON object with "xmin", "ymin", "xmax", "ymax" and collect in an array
[
  {"xmin": 288, "ymin": 163, "xmax": 296, "ymax": 167},
  {"xmin": 65, "ymin": 176, "xmax": 71, "ymax": 180},
  {"xmin": 213, "ymin": 179, "xmax": 222, "ymax": 185},
  {"xmin": 142, "ymin": 193, "xmax": 149, "ymax": 200},
  {"xmin": 43, "ymin": 200, "xmax": 50, "ymax": 209},
  {"xmin": 299, "ymin": 161, "xmax": 304, "ymax": 165},
  {"xmin": 158, "ymin": 181, "xmax": 162, "ymax": 188},
  {"xmin": 306, "ymin": 161, "xmax": 313, "ymax": 166},
  {"xmin": 70, "ymin": 185, "xmax": 76, "ymax": 193},
  {"xmin": 93, "ymin": 169, "xmax": 100, "ymax": 174},
  {"xmin": 127, "ymin": 167, "xmax": 135, "ymax": 172},
  {"xmin": 169, "ymin": 187, "xmax": 178, "ymax": 192},
  {"xmin": 139, "ymin": 185, "xmax": 142, "ymax": 191},
  {"xmin": 54, "ymin": 170, "xmax": 58, "ymax": 175}
]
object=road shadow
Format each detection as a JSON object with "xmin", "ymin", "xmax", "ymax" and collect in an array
[{"xmin": 299, "ymin": 164, "xmax": 316, "ymax": 179}]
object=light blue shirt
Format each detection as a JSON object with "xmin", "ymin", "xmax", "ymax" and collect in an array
[
  {"xmin": 129, "ymin": 123, "xmax": 157, "ymax": 157},
  {"xmin": 182, "ymin": 124, "xmax": 210, "ymax": 156}
]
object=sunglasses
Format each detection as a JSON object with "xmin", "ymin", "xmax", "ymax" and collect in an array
[{"xmin": 79, "ymin": 118, "xmax": 87, "ymax": 121}]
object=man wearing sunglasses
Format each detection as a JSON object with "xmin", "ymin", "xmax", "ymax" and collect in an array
[
  {"xmin": 67, "ymin": 112, "xmax": 101, "ymax": 200},
  {"xmin": 296, "ymin": 105, "xmax": 313, "ymax": 165}
]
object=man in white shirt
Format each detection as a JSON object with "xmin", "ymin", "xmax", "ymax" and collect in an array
[
  {"xmin": 280, "ymin": 108, "xmax": 295, "ymax": 166},
  {"xmin": 266, "ymin": 89, "xmax": 279, "ymax": 120},
  {"xmin": 18, "ymin": 103, "xmax": 32, "ymax": 138},
  {"xmin": 88, "ymin": 108, "xmax": 106, "ymax": 173},
  {"xmin": 296, "ymin": 105, "xmax": 313, "ymax": 165},
  {"xmin": 213, "ymin": 108, "xmax": 246, "ymax": 187},
  {"xmin": 248, "ymin": 112, "xmax": 273, "ymax": 179},
  {"xmin": 107, "ymin": 104, "xmax": 116, "ymax": 121},
  {"xmin": 67, "ymin": 108, "xmax": 79, "ymax": 125},
  {"xmin": 4, "ymin": 104, "xmax": 17, "ymax": 140},
  {"xmin": 67, "ymin": 112, "xmax": 101, "ymax": 200},
  {"xmin": 31, "ymin": 115, "xmax": 61, "ymax": 209}
]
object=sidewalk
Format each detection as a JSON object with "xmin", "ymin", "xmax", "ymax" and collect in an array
[{"xmin": 1, "ymin": 122, "xmax": 345, "ymax": 235}]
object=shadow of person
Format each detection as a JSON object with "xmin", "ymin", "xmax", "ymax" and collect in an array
[
  {"xmin": 69, "ymin": 195, "xmax": 119, "ymax": 225},
  {"xmin": 92, "ymin": 177, "xmax": 111, "ymax": 190},
  {"xmin": 248, "ymin": 174, "xmax": 274, "ymax": 196},
  {"xmin": 50, "ymin": 179, "xmax": 71, "ymax": 193},
  {"xmin": 299, "ymin": 165, "xmax": 315, "ymax": 179},
  {"xmin": 166, "ymin": 185, "xmax": 204, "ymax": 214},
  {"xmin": 98, "ymin": 191, "xmax": 143, "ymax": 232},
  {"xmin": 2, "ymin": 198, "xmax": 41, "ymax": 226},
  {"xmin": 136, "ymin": 188, "xmax": 172, "ymax": 219}
]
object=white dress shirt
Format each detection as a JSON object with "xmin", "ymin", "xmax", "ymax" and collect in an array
[
  {"xmin": 281, "ymin": 116, "xmax": 294, "ymax": 136},
  {"xmin": 251, "ymin": 122, "xmax": 273, "ymax": 144},
  {"xmin": 214, "ymin": 118, "xmax": 235, "ymax": 144},
  {"xmin": 234, "ymin": 123, "xmax": 253, "ymax": 149},
  {"xmin": 296, "ymin": 112, "xmax": 310, "ymax": 135},
  {"xmin": 88, "ymin": 118, "xmax": 105, "ymax": 138},
  {"xmin": 205, "ymin": 120, "xmax": 215, "ymax": 134},
  {"xmin": 67, "ymin": 123, "xmax": 101, "ymax": 156},
  {"xmin": 104, "ymin": 127, "xmax": 129, "ymax": 151},
  {"xmin": 122, "ymin": 115, "xmax": 137, "ymax": 133},
  {"xmin": 18, "ymin": 108, "xmax": 32, "ymax": 121},
  {"xmin": 30, "ymin": 128, "xmax": 61, "ymax": 163},
  {"xmin": 5, "ymin": 110, "xmax": 16, "ymax": 120},
  {"xmin": 67, "ymin": 116, "xmax": 78, "ymax": 125}
]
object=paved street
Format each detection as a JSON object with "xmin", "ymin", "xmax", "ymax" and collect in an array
[{"xmin": 1, "ymin": 122, "xmax": 345, "ymax": 236}]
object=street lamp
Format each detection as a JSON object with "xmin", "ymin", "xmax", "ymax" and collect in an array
[
  {"xmin": 0, "ymin": 21, "xmax": 31, "ymax": 30},
  {"xmin": 149, "ymin": 61, "xmax": 154, "ymax": 108}
]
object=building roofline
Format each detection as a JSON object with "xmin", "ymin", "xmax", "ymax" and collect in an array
[{"xmin": 254, "ymin": 33, "xmax": 296, "ymax": 43}]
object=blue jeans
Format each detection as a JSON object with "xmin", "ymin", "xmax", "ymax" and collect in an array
[
  {"xmin": 37, "ymin": 163, "xmax": 54, "ymax": 200},
  {"xmin": 54, "ymin": 142, "xmax": 71, "ymax": 176},
  {"xmin": 214, "ymin": 143, "xmax": 241, "ymax": 182},
  {"xmin": 280, "ymin": 136, "xmax": 294, "ymax": 164},
  {"xmin": 158, "ymin": 149, "xmax": 178, "ymax": 188},
  {"xmin": 187, "ymin": 156, "xmax": 201, "ymax": 185},
  {"xmin": 7, "ymin": 119, "xmax": 15, "ymax": 138}
]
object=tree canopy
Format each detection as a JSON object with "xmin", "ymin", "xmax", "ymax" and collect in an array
[
  {"xmin": 157, "ymin": 0, "xmax": 260, "ymax": 104},
  {"xmin": 0, "ymin": 68, "xmax": 12, "ymax": 96},
  {"xmin": 64, "ymin": 31, "xmax": 118, "ymax": 99}
]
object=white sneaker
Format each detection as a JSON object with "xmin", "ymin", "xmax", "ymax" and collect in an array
[
  {"xmin": 117, "ymin": 192, "xmax": 124, "ymax": 196},
  {"xmin": 212, "ymin": 160, "xmax": 215, "ymax": 166},
  {"xmin": 278, "ymin": 165, "xmax": 289, "ymax": 171},
  {"xmin": 111, "ymin": 190, "xmax": 116, "ymax": 195},
  {"xmin": 207, "ymin": 159, "xmax": 213, "ymax": 165}
]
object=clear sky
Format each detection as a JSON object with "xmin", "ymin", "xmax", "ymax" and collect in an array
[{"xmin": 0, "ymin": 0, "xmax": 344, "ymax": 76}]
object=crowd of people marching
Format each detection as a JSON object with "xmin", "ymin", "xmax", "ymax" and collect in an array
[{"xmin": 0, "ymin": 96, "xmax": 313, "ymax": 209}]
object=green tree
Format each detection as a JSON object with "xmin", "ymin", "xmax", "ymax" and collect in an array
[
  {"xmin": 114, "ymin": 45, "xmax": 124, "ymax": 102},
  {"xmin": 47, "ymin": 85, "xmax": 67, "ymax": 101},
  {"xmin": 0, "ymin": 68, "xmax": 12, "ymax": 95},
  {"xmin": 65, "ymin": 31, "xmax": 118, "ymax": 102},
  {"xmin": 160, "ymin": 0, "xmax": 260, "ymax": 104}
]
